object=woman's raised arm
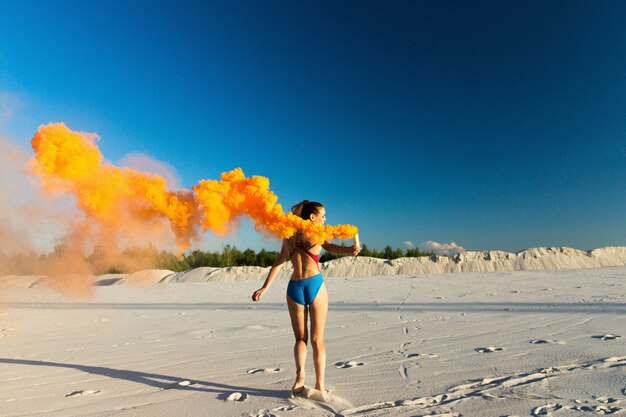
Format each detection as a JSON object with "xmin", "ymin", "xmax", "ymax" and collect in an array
[{"xmin": 322, "ymin": 241, "xmax": 361, "ymax": 256}]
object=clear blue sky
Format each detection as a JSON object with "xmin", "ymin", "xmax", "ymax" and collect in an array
[{"xmin": 1, "ymin": 1, "xmax": 624, "ymax": 253}]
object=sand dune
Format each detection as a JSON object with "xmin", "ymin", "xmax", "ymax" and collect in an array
[
  {"xmin": 130, "ymin": 246, "xmax": 626, "ymax": 283},
  {"xmin": 172, "ymin": 245, "xmax": 626, "ymax": 283},
  {"xmin": 1, "ymin": 246, "xmax": 624, "ymax": 289},
  {"xmin": 0, "ymin": 246, "xmax": 626, "ymax": 288}
]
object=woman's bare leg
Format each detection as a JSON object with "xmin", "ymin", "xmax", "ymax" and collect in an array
[
  {"xmin": 287, "ymin": 295, "xmax": 308, "ymax": 392},
  {"xmin": 309, "ymin": 283, "xmax": 328, "ymax": 392}
]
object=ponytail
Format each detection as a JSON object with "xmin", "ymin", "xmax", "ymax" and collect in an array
[{"xmin": 291, "ymin": 200, "xmax": 323, "ymax": 220}]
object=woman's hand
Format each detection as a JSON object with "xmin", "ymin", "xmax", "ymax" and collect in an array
[
  {"xmin": 323, "ymin": 241, "xmax": 362, "ymax": 256},
  {"xmin": 252, "ymin": 287, "xmax": 267, "ymax": 302}
]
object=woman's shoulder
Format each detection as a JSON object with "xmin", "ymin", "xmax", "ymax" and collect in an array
[{"xmin": 285, "ymin": 232, "xmax": 316, "ymax": 251}]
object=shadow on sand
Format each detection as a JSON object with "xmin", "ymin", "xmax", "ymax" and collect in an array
[{"xmin": 0, "ymin": 358, "xmax": 288, "ymax": 400}]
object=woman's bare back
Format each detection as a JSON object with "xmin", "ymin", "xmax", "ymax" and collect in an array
[{"xmin": 287, "ymin": 235, "xmax": 322, "ymax": 280}]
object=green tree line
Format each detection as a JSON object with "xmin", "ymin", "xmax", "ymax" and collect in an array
[{"xmin": 0, "ymin": 243, "xmax": 434, "ymax": 275}]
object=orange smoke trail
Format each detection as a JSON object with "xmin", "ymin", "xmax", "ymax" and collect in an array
[
  {"xmin": 30, "ymin": 123, "xmax": 357, "ymax": 252},
  {"xmin": 193, "ymin": 168, "xmax": 357, "ymax": 244},
  {"xmin": 30, "ymin": 123, "xmax": 200, "ymax": 253}
]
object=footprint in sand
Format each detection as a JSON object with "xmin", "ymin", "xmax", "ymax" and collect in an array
[
  {"xmin": 398, "ymin": 365, "xmax": 408, "ymax": 380},
  {"xmin": 251, "ymin": 410, "xmax": 279, "ymax": 417},
  {"xmin": 272, "ymin": 405, "xmax": 297, "ymax": 411},
  {"xmin": 593, "ymin": 334, "xmax": 621, "ymax": 341},
  {"xmin": 405, "ymin": 353, "xmax": 438, "ymax": 359},
  {"xmin": 64, "ymin": 390, "xmax": 100, "ymax": 397},
  {"xmin": 531, "ymin": 403, "xmax": 563, "ymax": 416},
  {"xmin": 162, "ymin": 380, "xmax": 193, "ymax": 389},
  {"xmin": 530, "ymin": 339, "xmax": 566, "ymax": 345},
  {"xmin": 335, "ymin": 360, "xmax": 364, "ymax": 369},
  {"xmin": 475, "ymin": 347, "xmax": 504, "ymax": 353},
  {"xmin": 596, "ymin": 397, "xmax": 618, "ymax": 404},
  {"xmin": 571, "ymin": 405, "xmax": 622, "ymax": 414},
  {"xmin": 225, "ymin": 392, "xmax": 248, "ymax": 402},
  {"xmin": 247, "ymin": 368, "xmax": 282, "ymax": 374}
]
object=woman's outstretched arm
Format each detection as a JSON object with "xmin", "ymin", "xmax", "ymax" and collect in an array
[
  {"xmin": 252, "ymin": 239, "xmax": 289, "ymax": 302},
  {"xmin": 322, "ymin": 241, "xmax": 361, "ymax": 256}
]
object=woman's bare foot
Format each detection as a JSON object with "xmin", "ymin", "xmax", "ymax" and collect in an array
[
  {"xmin": 292, "ymin": 373, "xmax": 305, "ymax": 395},
  {"xmin": 309, "ymin": 386, "xmax": 329, "ymax": 402}
]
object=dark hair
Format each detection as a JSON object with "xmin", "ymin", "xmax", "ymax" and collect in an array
[{"xmin": 291, "ymin": 200, "xmax": 323, "ymax": 220}]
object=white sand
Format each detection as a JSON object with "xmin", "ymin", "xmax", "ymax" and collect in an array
[{"xmin": 0, "ymin": 250, "xmax": 625, "ymax": 416}]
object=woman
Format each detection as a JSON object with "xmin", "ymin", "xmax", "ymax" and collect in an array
[{"xmin": 251, "ymin": 200, "xmax": 360, "ymax": 396}]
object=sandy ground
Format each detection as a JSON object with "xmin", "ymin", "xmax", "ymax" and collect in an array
[{"xmin": 1, "ymin": 266, "xmax": 625, "ymax": 417}]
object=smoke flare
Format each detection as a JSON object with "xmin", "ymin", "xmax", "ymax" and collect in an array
[{"xmin": 29, "ymin": 123, "xmax": 357, "ymax": 252}]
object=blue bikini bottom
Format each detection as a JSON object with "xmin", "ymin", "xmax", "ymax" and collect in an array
[{"xmin": 287, "ymin": 273, "xmax": 324, "ymax": 306}]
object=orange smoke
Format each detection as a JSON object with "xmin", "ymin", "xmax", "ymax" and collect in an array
[
  {"xmin": 30, "ymin": 123, "xmax": 357, "ymax": 252},
  {"xmin": 31, "ymin": 123, "xmax": 200, "ymax": 253},
  {"xmin": 194, "ymin": 168, "xmax": 357, "ymax": 245}
]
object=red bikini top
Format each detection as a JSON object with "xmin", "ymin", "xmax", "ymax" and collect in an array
[{"xmin": 303, "ymin": 248, "xmax": 320, "ymax": 265}]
